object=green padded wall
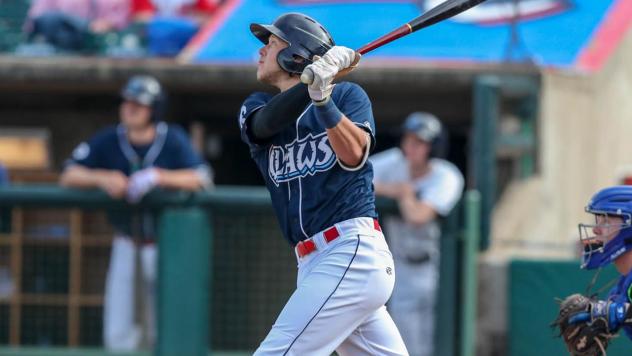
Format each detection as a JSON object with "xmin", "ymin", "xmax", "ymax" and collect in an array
[{"xmin": 509, "ymin": 259, "xmax": 631, "ymax": 356}]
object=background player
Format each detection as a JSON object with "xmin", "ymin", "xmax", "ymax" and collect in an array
[
  {"xmin": 59, "ymin": 75, "xmax": 212, "ymax": 351},
  {"xmin": 370, "ymin": 112, "xmax": 464, "ymax": 356},
  {"xmin": 238, "ymin": 12, "xmax": 408, "ymax": 355}
]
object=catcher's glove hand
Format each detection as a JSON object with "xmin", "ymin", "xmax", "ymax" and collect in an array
[{"xmin": 551, "ymin": 293, "xmax": 620, "ymax": 356}]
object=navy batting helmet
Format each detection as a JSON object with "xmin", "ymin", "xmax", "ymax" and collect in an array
[
  {"xmin": 250, "ymin": 13, "xmax": 335, "ymax": 75},
  {"xmin": 121, "ymin": 75, "xmax": 166, "ymax": 122},
  {"xmin": 402, "ymin": 112, "xmax": 447, "ymax": 158}
]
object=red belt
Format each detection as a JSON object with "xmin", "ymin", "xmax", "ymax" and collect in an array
[{"xmin": 295, "ymin": 218, "xmax": 382, "ymax": 259}]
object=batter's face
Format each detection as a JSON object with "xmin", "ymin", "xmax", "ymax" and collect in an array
[
  {"xmin": 257, "ymin": 34, "xmax": 289, "ymax": 85},
  {"xmin": 401, "ymin": 133, "xmax": 431, "ymax": 167},
  {"xmin": 120, "ymin": 100, "xmax": 152, "ymax": 129}
]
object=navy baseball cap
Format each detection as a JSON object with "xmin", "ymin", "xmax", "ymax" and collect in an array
[{"xmin": 402, "ymin": 112, "xmax": 442, "ymax": 142}]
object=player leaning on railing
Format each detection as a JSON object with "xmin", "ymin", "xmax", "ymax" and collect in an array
[
  {"xmin": 238, "ymin": 12, "xmax": 408, "ymax": 356},
  {"xmin": 59, "ymin": 75, "xmax": 212, "ymax": 351},
  {"xmin": 553, "ymin": 186, "xmax": 632, "ymax": 355}
]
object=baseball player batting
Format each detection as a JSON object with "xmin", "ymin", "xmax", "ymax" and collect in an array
[{"xmin": 238, "ymin": 12, "xmax": 408, "ymax": 355}]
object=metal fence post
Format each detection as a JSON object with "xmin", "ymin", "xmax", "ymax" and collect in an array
[
  {"xmin": 157, "ymin": 207, "xmax": 211, "ymax": 356},
  {"xmin": 460, "ymin": 190, "xmax": 481, "ymax": 356},
  {"xmin": 435, "ymin": 200, "xmax": 462, "ymax": 356},
  {"xmin": 472, "ymin": 76, "xmax": 500, "ymax": 251}
]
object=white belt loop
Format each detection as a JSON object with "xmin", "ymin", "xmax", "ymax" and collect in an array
[
  {"xmin": 313, "ymin": 231, "xmax": 327, "ymax": 251},
  {"xmin": 333, "ymin": 221, "xmax": 344, "ymax": 240}
]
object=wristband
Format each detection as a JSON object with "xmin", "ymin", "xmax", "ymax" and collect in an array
[{"xmin": 313, "ymin": 97, "xmax": 343, "ymax": 129}]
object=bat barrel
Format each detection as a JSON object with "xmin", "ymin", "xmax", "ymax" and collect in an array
[
  {"xmin": 301, "ymin": 0, "xmax": 490, "ymax": 84},
  {"xmin": 357, "ymin": 24, "xmax": 412, "ymax": 55}
]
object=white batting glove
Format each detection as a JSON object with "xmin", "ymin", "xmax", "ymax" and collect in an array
[
  {"xmin": 126, "ymin": 168, "xmax": 160, "ymax": 203},
  {"xmin": 305, "ymin": 46, "xmax": 356, "ymax": 102}
]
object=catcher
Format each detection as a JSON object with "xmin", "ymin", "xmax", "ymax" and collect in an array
[{"xmin": 553, "ymin": 185, "xmax": 632, "ymax": 355}]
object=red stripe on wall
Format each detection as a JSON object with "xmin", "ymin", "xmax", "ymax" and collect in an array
[
  {"xmin": 177, "ymin": 0, "xmax": 242, "ymax": 63},
  {"xmin": 576, "ymin": 0, "xmax": 632, "ymax": 72}
]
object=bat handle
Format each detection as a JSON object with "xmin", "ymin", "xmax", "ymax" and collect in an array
[
  {"xmin": 300, "ymin": 68, "xmax": 315, "ymax": 85},
  {"xmin": 300, "ymin": 52, "xmax": 362, "ymax": 85}
]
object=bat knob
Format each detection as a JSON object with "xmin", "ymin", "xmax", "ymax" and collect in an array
[{"xmin": 300, "ymin": 68, "xmax": 314, "ymax": 85}]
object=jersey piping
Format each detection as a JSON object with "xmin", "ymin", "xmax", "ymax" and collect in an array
[
  {"xmin": 116, "ymin": 122, "xmax": 168, "ymax": 169},
  {"xmin": 283, "ymin": 236, "xmax": 360, "ymax": 355},
  {"xmin": 296, "ymin": 103, "xmax": 314, "ymax": 240}
]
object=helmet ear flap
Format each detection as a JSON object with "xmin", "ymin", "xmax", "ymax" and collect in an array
[
  {"xmin": 276, "ymin": 47, "xmax": 296, "ymax": 74},
  {"xmin": 277, "ymin": 47, "xmax": 311, "ymax": 74}
]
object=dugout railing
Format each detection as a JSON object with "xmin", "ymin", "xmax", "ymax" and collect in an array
[{"xmin": 0, "ymin": 185, "xmax": 480, "ymax": 356}]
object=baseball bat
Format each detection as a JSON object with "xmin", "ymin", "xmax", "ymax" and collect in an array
[{"xmin": 300, "ymin": 0, "xmax": 489, "ymax": 84}]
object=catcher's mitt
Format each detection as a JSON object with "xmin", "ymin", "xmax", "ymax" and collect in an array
[{"xmin": 552, "ymin": 293, "xmax": 616, "ymax": 356}]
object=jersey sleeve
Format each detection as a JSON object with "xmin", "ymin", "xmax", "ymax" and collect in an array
[
  {"xmin": 369, "ymin": 148, "xmax": 400, "ymax": 183},
  {"xmin": 168, "ymin": 126, "xmax": 203, "ymax": 167},
  {"xmin": 170, "ymin": 125, "xmax": 214, "ymax": 185},
  {"xmin": 238, "ymin": 92, "xmax": 272, "ymax": 151},
  {"xmin": 64, "ymin": 130, "xmax": 110, "ymax": 169},
  {"xmin": 334, "ymin": 82, "xmax": 376, "ymax": 150},
  {"xmin": 422, "ymin": 161, "xmax": 464, "ymax": 216}
]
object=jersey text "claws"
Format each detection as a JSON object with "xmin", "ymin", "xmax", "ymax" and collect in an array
[{"xmin": 268, "ymin": 132, "xmax": 336, "ymax": 185}]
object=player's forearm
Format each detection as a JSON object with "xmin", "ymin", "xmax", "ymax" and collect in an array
[
  {"xmin": 326, "ymin": 117, "xmax": 368, "ymax": 167},
  {"xmin": 155, "ymin": 168, "xmax": 211, "ymax": 191},
  {"xmin": 398, "ymin": 197, "xmax": 437, "ymax": 226},
  {"xmin": 373, "ymin": 183, "xmax": 400, "ymax": 199},
  {"xmin": 59, "ymin": 165, "xmax": 112, "ymax": 189},
  {"xmin": 312, "ymin": 95, "xmax": 368, "ymax": 168}
]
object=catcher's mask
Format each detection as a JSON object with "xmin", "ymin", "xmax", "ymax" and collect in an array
[
  {"xmin": 579, "ymin": 185, "xmax": 632, "ymax": 269},
  {"xmin": 250, "ymin": 13, "xmax": 335, "ymax": 75}
]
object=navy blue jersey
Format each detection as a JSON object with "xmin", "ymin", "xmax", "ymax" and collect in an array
[
  {"xmin": 68, "ymin": 122, "xmax": 208, "ymax": 175},
  {"xmin": 239, "ymin": 82, "xmax": 378, "ymax": 245},
  {"xmin": 609, "ymin": 271, "xmax": 632, "ymax": 340},
  {"xmin": 66, "ymin": 122, "xmax": 210, "ymax": 238}
]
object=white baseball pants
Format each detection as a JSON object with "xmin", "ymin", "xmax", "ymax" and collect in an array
[
  {"xmin": 103, "ymin": 235, "xmax": 157, "ymax": 351},
  {"xmin": 254, "ymin": 217, "xmax": 409, "ymax": 356}
]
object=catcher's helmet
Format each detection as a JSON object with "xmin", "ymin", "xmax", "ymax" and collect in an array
[
  {"xmin": 250, "ymin": 13, "xmax": 335, "ymax": 75},
  {"xmin": 121, "ymin": 75, "xmax": 166, "ymax": 122},
  {"xmin": 579, "ymin": 185, "xmax": 632, "ymax": 269},
  {"xmin": 402, "ymin": 112, "xmax": 447, "ymax": 158}
]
